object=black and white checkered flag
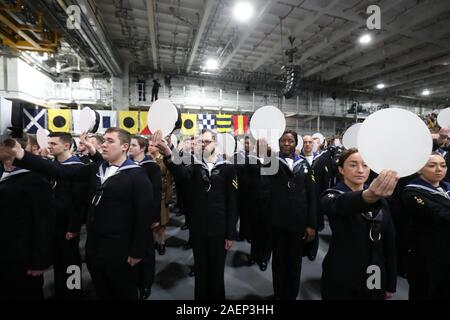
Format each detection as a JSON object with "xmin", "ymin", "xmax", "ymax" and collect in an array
[{"xmin": 198, "ymin": 114, "xmax": 216, "ymax": 130}]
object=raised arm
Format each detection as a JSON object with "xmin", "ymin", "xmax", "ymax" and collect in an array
[
  {"xmin": 155, "ymin": 138, "xmax": 193, "ymax": 181},
  {"xmin": 14, "ymin": 151, "xmax": 93, "ymax": 181},
  {"xmin": 322, "ymin": 170, "xmax": 399, "ymax": 217}
]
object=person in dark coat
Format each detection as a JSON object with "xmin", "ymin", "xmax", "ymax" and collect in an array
[
  {"xmin": 0, "ymin": 137, "xmax": 54, "ymax": 300},
  {"xmin": 173, "ymin": 137, "xmax": 195, "ymax": 243},
  {"xmin": 320, "ymin": 148, "xmax": 398, "ymax": 300},
  {"xmin": 173, "ymin": 137, "xmax": 196, "ymax": 275},
  {"xmin": 260, "ymin": 130, "xmax": 317, "ymax": 300},
  {"xmin": 151, "ymin": 79, "xmax": 161, "ymax": 102},
  {"xmin": 304, "ymin": 144, "xmax": 345, "ymax": 261},
  {"xmin": 1, "ymin": 128, "xmax": 153, "ymax": 300},
  {"xmin": 402, "ymin": 152, "xmax": 450, "ymax": 300},
  {"xmin": 129, "ymin": 135, "xmax": 162, "ymax": 300},
  {"xmin": 46, "ymin": 132, "xmax": 87, "ymax": 299},
  {"xmin": 235, "ymin": 137, "xmax": 271, "ymax": 271},
  {"xmin": 156, "ymin": 129, "xmax": 238, "ymax": 300},
  {"xmin": 384, "ymin": 173, "xmax": 417, "ymax": 278},
  {"xmin": 432, "ymin": 126, "xmax": 450, "ymax": 182},
  {"xmin": 235, "ymin": 138, "xmax": 253, "ymax": 242}
]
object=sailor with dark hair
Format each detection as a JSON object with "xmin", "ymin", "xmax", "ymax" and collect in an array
[
  {"xmin": 1, "ymin": 128, "xmax": 154, "ymax": 300},
  {"xmin": 236, "ymin": 136, "xmax": 272, "ymax": 271},
  {"xmin": 0, "ymin": 137, "xmax": 54, "ymax": 299},
  {"xmin": 129, "ymin": 135, "xmax": 162, "ymax": 300},
  {"xmin": 402, "ymin": 153, "xmax": 450, "ymax": 300},
  {"xmin": 260, "ymin": 130, "xmax": 317, "ymax": 300},
  {"xmin": 320, "ymin": 148, "xmax": 398, "ymax": 300},
  {"xmin": 156, "ymin": 129, "xmax": 239, "ymax": 300},
  {"xmin": 45, "ymin": 131, "xmax": 87, "ymax": 299}
]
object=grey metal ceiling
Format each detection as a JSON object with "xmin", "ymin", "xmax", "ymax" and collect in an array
[{"xmin": 8, "ymin": 0, "xmax": 450, "ymax": 102}]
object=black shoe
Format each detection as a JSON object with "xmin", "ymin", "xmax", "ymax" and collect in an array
[
  {"xmin": 259, "ymin": 262, "xmax": 267, "ymax": 271},
  {"xmin": 158, "ymin": 244, "xmax": 166, "ymax": 255},
  {"xmin": 139, "ymin": 288, "xmax": 151, "ymax": 300},
  {"xmin": 180, "ymin": 224, "xmax": 188, "ymax": 230}
]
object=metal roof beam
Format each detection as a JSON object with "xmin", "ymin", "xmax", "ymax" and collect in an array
[{"xmin": 186, "ymin": 0, "xmax": 216, "ymax": 73}]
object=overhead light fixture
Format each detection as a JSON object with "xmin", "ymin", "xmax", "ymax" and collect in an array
[
  {"xmin": 233, "ymin": 1, "xmax": 254, "ymax": 22},
  {"xmin": 204, "ymin": 106, "xmax": 220, "ymax": 111},
  {"xmin": 358, "ymin": 33, "xmax": 372, "ymax": 45},
  {"xmin": 422, "ymin": 89, "xmax": 431, "ymax": 96},
  {"xmin": 376, "ymin": 83, "xmax": 385, "ymax": 89},
  {"xmin": 205, "ymin": 58, "xmax": 219, "ymax": 70},
  {"xmin": 221, "ymin": 107, "xmax": 236, "ymax": 112}
]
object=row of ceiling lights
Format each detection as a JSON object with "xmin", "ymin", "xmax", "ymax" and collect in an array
[
  {"xmin": 376, "ymin": 82, "xmax": 431, "ymax": 96},
  {"xmin": 204, "ymin": 2, "xmax": 433, "ymax": 97},
  {"xmin": 359, "ymin": 34, "xmax": 432, "ymax": 96}
]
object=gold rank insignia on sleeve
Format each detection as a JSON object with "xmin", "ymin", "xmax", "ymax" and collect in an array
[
  {"xmin": 232, "ymin": 178, "xmax": 238, "ymax": 190},
  {"xmin": 414, "ymin": 196, "xmax": 425, "ymax": 205}
]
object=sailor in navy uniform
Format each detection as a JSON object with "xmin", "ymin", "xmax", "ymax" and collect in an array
[
  {"xmin": 260, "ymin": 130, "xmax": 317, "ymax": 300},
  {"xmin": 234, "ymin": 137, "xmax": 253, "ymax": 243},
  {"xmin": 402, "ymin": 153, "xmax": 450, "ymax": 299},
  {"xmin": 172, "ymin": 137, "xmax": 196, "ymax": 275},
  {"xmin": 320, "ymin": 148, "xmax": 398, "ymax": 300},
  {"xmin": 46, "ymin": 132, "xmax": 88, "ymax": 299},
  {"xmin": 433, "ymin": 127, "xmax": 450, "ymax": 182},
  {"xmin": 304, "ymin": 144, "xmax": 346, "ymax": 261},
  {"xmin": 157, "ymin": 129, "xmax": 238, "ymax": 300},
  {"xmin": 129, "ymin": 136, "xmax": 162, "ymax": 300},
  {"xmin": 0, "ymin": 138, "xmax": 54, "ymax": 300},
  {"xmin": 234, "ymin": 138, "xmax": 272, "ymax": 271},
  {"xmin": 300, "ymin": 135, "xmax": 324, "ymax": 167},
  {"xmin": 8, "ymin": 128, "xmax": 153, "ymax": 300}
]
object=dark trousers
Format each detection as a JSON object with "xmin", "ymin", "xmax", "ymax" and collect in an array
[
  {"xmin": 0, "ymin": 263, "xmax": 44, "ymax": 300},
  {"xmin": 175, "ymin": 185, "xmax": 184, "ymax": 213},
  {"xmin": 137, "ymin": 241, "xmax": 155, "ymax": 291},
  {"xmin": 271, "ymin": 228, "xmax": 304, "ymax": 300},
  {"xmin": 408, "ymin": 253, "xmax": 450, "ymax": 300},
  {"xmin": 238, "ymin": 206, "xmax": 252, "ymax": 240},
  {"xmin": 54, "ymin": 234, "xmax": 82, "ymax": 299},
  {"xmin": 192, "ymin": 235, "xmax": 226, "ymax": 300},
  {"xmin": 151, "ymin": 90, "xmax": 158, "ymax": 102},
  {"xmin": 87, "ymin": 258, "xmax": 138, "ymax": 300},
  {"xmin": 250, "ymin": 225, "xmax": 272, "ymax": 264},
  {"xmin": 303, "ymin": 234, "xmax": 319, "ymax": 260}
]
